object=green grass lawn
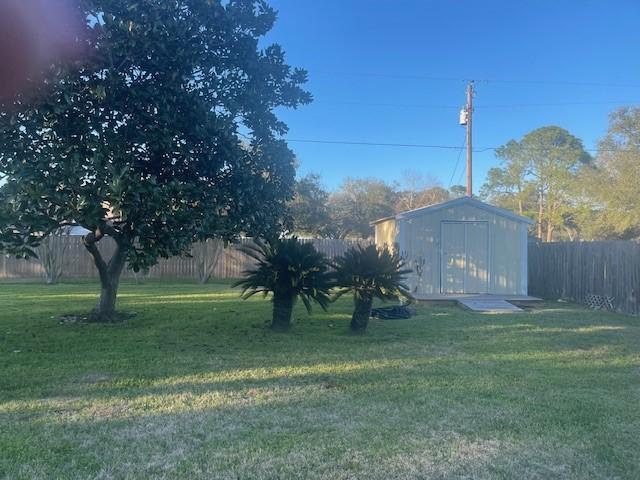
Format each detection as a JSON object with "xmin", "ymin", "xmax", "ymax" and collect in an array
[{"xmin": 1, "ymin": 281, "xmax": 639, "ymax": 479}]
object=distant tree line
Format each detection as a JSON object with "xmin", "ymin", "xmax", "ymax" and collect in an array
[
  {"xmin": 481, "ymin": 108, "xmax": 640, "ymax": 241},
  {"xmin": 288, "ymin": 170, "xmax": 466, "ymax": 239},
  {"xmin": 292, "ymin": 106, "xmax": 640, "ymax": 242}
]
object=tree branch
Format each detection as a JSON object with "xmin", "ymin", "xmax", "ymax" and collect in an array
[
  {"xmin": 98, "ymin": 221, "xmax": 121, "ymax": 240},
  {"xmin": 107, "ymin": 242, "xmax": 128, "ymax": 277},
  {"xmin": 82, "ymin": 230, "xmax": 109, "ymax": 284},
  {"xmin": 37, "ymin": 221, "xmax": 76, "ymax": 241}
]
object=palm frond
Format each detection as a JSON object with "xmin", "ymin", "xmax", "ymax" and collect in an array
[
  {"xmin": 332, "ymin": 244, "xmax": 413, "ymax": 303},
  {"xmin": 233, "ymin": 237, "xmax": 334, "ymax": 317}
]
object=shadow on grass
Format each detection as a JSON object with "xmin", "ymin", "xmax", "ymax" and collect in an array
[
  {"xmin": 2, "ymin": 285, "xmax": 640, "ymax": 478},
  {"xmin": 3, "ymin": 346, "xmax": 636, "ymax": 412},
  {"xmin": 7, "ymin": 391, "xmax": 625, "ymax": 480}
]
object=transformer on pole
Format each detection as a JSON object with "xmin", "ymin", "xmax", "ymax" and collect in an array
[{"xmin": 459, "ymin": 81, "xmax": 474, "ymax": 197}]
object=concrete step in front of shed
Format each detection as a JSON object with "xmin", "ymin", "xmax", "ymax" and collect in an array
[{"xmin": 457, "ymin": 298, "xmax": 524, "ymax": 313}]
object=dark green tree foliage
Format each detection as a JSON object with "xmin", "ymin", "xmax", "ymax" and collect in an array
[
  {"xmin": 233, "ymin": 238, "xmax": 333, "ymax": 330},
  {"xmin": 333, "ymin": 245, "xmax": 412, "ymax": 332},
  {"xmin": 288, "ymin": 173, "xmax": 333, "ymax": 237},
  {"xmin": 0, "ymin": 0, "xmax": 310, "ymax": 320}
]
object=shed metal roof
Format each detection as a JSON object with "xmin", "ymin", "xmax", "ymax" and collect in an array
[{"xmin": 371, "ymin": 197, "xmax": 534, "ymax": 225}]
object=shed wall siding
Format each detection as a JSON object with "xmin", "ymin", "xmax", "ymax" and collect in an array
[
  {"xmin": 399, "ymin": 204, "xmax": 526, "ymax": 295},
  {"xmin": 374, "ymin": 219, "xmax": 398, "ymax": 250}
]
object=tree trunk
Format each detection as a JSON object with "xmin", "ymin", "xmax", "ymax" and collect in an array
[
  {"xmin": 194, "ymin": 239, "xmax": 224, "ymax": 284},
  {"xmin": 96, "ymin": 276, "xmax": 120, "ymax": 320},
  {"xmin": 93, "ymin": 247, "xmax": 126, "ymax": 321},
  {"xmin": 545, "ymin": 199, "xmax": 557, "ymax": 242},
  {"xmin": 83, "ymin": 229, "xmax": 128, "ymax": 322},
  {"xmin": 537, "ymin": 189, "xmax": 545, "ymax": 240},
  {"xmin": 350, "ymin": 295, "xmax": 373, "ymax": 332},
  {"xmin": 546, "ymin": 222, "xmax": 555, "ymax": 243},
  {"xmin": 271, "ymin": 293, "xmax": 294, "ymax": 331}
]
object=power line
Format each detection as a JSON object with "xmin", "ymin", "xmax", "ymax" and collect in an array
[
  {"xmin": 312, "ymin": 70, "xmax": 640, "ymax": 89},
  {"xmin": 313, "ymin": 70, "xmax": 467, "ymax": 83},
  {"xmin": 285, "ymin": 138, "xmax": 465, "ymax": 150},
  {"xmin": 314, "ymin": 100, "xmax": 458, "ymax": 109},
  {"xmin": 479, "ymin": 78, "xmax": 640, "ymax": 89},
  {"xmin": 284, "ymin": 137, "xmax": 635, "ymax": 154},
  {"xmin": 448, "ymin": 135, "xmax": 466, "ymax": 187},
  {"xmin": 476, "ymin": 101, "xmax": 640, "ymax": 108},
  {"xmin": 314, "ymin": 99, "xmax": 640, "ymax": 110},
  {"xmin": 457, "ymin": 160, "xmax": 466, "ymax": 186}
]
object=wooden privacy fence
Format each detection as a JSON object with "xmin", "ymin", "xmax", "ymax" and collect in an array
[
  {"xmin": 0, "ymin": 237, "xmax": 372, "ymax": 281},
  {"xmin": 528, "ymin": 241, "xmax": 640, "ymax": 314}
]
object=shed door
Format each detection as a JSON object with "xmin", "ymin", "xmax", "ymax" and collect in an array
[{"xmin": 441, "ymin": 222, "xmax": 489, "ymax": 294}]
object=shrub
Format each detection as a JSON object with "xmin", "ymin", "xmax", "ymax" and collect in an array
[
  {"xmin": 333, "ymin": 244, "xmax": 412, "ymax": 332},
  {"xmin": 233, "ymin": 238, "xmax": 333, "ymax": 331}
]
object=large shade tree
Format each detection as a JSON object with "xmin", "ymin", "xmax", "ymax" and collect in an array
[
  {"xmin": 579, "ymin": 107, "xmax": 640, "ymax": 239},
  {"xmin": 0, "ymin": 0, "xmax": 310, "ymax": 320},
  {"xmin": 481, "ymin": 126, "xmax": 591, "ymax": 241}
]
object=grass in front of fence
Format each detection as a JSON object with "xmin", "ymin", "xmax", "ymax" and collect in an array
[{"xmin": 1, "ymin": 281, "xmax": 640, "ymax": 479}]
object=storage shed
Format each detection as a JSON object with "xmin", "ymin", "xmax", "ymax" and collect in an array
[{"xmin": 372, "ymin": 197, "xmax": 533, "ymax": 297}]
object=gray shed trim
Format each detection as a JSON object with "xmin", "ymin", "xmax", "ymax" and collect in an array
[
  {"xmin": 393, "ymin": 197, "xmax": 534, "ymax": 225},
  {"xmin": 519, "ymin": 222, "xmax": 528, "ymax": 295},
  {"xmin": 370, "ymin": 214, "xmax": 396, "ymax": 226}
]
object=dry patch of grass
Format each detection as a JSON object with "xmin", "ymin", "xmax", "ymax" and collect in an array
[{"xmin": 1, "ymin": 281, "xmax": 640, "ymax": 479}]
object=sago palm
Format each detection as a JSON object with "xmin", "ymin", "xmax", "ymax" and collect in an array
[
  {"xmin": 233, "ymin": 237, "xmax": 333, "ymax": 331},
  {"xmin": 333, "ymin": 244, "xmax": 412, "ymax": 332}
]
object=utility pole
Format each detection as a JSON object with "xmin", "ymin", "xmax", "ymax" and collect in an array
[{"xmin": 465, "ymin": 81, "xmax": 474, "ymax": 197}]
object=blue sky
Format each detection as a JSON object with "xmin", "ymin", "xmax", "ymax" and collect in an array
[{"xmin": 266, "ymin": 0, "xmax": 640, "ymax": 192}]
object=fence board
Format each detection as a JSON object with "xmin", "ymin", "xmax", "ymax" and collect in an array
[
  {"xmin": 6, "ymin": 238, "xmax": 639, "ymax": 314},
  {"xmin": 528, "ymin": 241, "xmax": 640, "ymax": 314},
  {"xmin": 0, "ymin": 237, "xmax": 372, "ymax": 282}
]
